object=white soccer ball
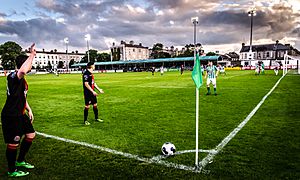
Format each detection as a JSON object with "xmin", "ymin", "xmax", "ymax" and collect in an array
[{"xmin": 161, "ymin": 142, "xmax": 176, "ymax": 156}]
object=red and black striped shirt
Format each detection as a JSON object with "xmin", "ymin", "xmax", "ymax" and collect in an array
[{"xmin": 1, "ymin": 71, "xmax": 28, "ymax": 117}]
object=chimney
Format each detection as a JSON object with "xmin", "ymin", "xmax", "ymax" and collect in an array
[{"xmin": 129, "ymin": 40, "xmax": 134, "ymax": 45}]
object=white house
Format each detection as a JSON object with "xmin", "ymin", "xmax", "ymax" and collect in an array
[
  {"xmin": 111, "ymin": 41, "xmax": 149, "ymax": 61},
  {"xmin": 239, "ymin": 41, "xmax": 300, "ymax": 67},
  {"xmin": 25, "ymin": 49, "xmax": 85, "ymax": 69}
]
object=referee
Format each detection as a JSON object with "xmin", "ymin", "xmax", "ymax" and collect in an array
[
  {"xmin": 82, "ymin": 62, "xmax": 104, "ymax": 125},
  {"xmin": 1, "ymin": 43, "xmax": 36, "ymax": 177}
]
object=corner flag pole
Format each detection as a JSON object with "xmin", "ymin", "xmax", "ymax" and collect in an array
[{"xmin": 192, "ymin": 16, "xmax": 199, "ymax": 168}]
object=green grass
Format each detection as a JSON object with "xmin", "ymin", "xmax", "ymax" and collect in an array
[{"xmin": 0, "ymin": 70, "xmax": 299, "ymax": 179}]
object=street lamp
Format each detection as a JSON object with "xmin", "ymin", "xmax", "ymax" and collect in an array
[
  {"xmin": 248, "ymin": 8, "xmax": 256, "ymax": 60},
  {"xmin": 191, "ymin": 17, "xmax": 199, "ymax": 59},
  {"xmin": 191, "ymin": 16, "xmax": 199, "ymax": 169},
  {"xmin": 64, "ymin": 37, "xmax": 69, "ymax": 70},
  {"xmin": 84, "ymin": 34, "xmax": 91, "ymax": 62}
]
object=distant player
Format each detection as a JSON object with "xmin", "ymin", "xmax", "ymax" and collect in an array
[
  {"xmin": 180, "ymin": 65, "xmax": 184, "ymax": 75},
  {"xmin": 83, "ymin": 62, "xmax": 104, "ymax": 125},
  {"xmin": 151, "ymin": 66, "xmax": 155, "ymax": 76},
  {"xmin": 255, "ymin": 63, "xmax": 260, "ymax": 75},
  {"xmin": 1, "ymin": 44, "xmax": 36, "ymax": 177},
  {"xmin": 219, "ymin": 65, "xmax": 226, "ymax": 75},
  {"xmin": 205, "ymin": 61, "xmax": 219, "ymax": 96},
  {"xmin": 160, "ymin": 66, "xmax": 164, "ymax": 76},
  {"xmin": 201, "ymin": 65, "xmax": 204, "ymax": 75},
  {"xmin": 261, "ymin": 62, "xmax": 265, "ymax": 74}
]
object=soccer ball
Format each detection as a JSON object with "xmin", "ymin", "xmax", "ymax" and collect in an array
[{"xmin": 161, "ymin": 142, "xmax": 176, "ymax": 156}]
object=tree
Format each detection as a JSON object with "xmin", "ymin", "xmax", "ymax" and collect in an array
[
  {"xmin": 97, "ymin": 53, "xmax": 111, "ymax": 62},
  {"xmin": 150, "ymin": 43, "xmax": 171, "ymax": 59},
  {"xmin": 46, "ymin": 61, "xmax": 52, "ymax": 71},
  {"xmin": 82, "ymin": 49, "xmax": 98, "ymax": 62},
  {"xmin": 152, "ymin": 43, "xmax": 163, "ymax": 51},
  {"xmin": 69, "ymin": 59, "xmax": 75, "ymax": 68},
  {"xmin": 57, "ymin": 61, "xmax": 64, "ymax": 68},
  {"xmin": 0, "ymin": 41, "xmax": 23, "ymax": 70},
  {"xmin": 206, "ymin": 52, "xmax": 217, "ymax": 56}
]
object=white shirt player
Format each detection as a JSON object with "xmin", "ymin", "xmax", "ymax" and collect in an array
[{"xmin": 160, "ymin": 66, "xmax": 164, "ymax": 75}]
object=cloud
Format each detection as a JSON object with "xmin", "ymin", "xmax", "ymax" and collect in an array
[
  {"xmin": 0, "ymin": 18, "xmax": 68, "ymax": 46},
  {"xmin": 0, "ymin": 0, "xmax": 299, "ymax": 53}
]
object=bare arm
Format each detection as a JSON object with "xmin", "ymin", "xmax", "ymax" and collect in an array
[
  {"xmin": 26, "ymin": 101, "xmax": 34, "ymax": 122},
  {"xmin": 94, "ymin": 83, "xmax": 104, "ymax": 94},
  {"xmin": 17, "ymin": 43, "xmax": 36, "ymax": 79},
  {"xmin": 84, "ymin": 82, "xmax": 98, "ymax": 96}
]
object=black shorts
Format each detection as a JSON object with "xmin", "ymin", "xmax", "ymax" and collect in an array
[
  {"xmin": 1, "ymin": 114, "xmax": 35, "ymax": 144},
  {"xmin": 84, "ymin": 94, "xmax": 97, "ymax": 106}
]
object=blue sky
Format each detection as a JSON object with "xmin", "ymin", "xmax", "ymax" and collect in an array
[{"xmin": 0, "ymin": 0, "xmax": 299, "ymax": 53}]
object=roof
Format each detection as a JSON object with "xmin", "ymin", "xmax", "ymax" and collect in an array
[
  {"xmin": 240, "ymin": 43, "xmax": 289, "ymax": 53},
  {"xmin": 25, "ymin": 50, "xmax": 85, "ymax": 55},
  {"xmin": 72, "ymin": 56, "xmax": 221, "ymax": 67}
]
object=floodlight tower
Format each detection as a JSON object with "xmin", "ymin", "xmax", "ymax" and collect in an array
[
  {"xmin": 84, "ymin": 34, "xmax": 91, "ymax": 62},
  {"xmin": 248, "ymin": 8, "xmax": 256, "ymax": 60},
  {"xmin": 64, "ymin": 37, "xmax": 69, "ymax": 69}
]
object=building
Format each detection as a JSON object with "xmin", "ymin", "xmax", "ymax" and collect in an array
[
  {"xmin": 218, "ymin": 52, "xmax": 240, "ymax": 67},
  {"xmin": 239, "ymin": 41, "xmax": 300, "ymax": 66},
  {"xmin": 111, "ymin": 41, "xmax": 149, "ymax": 61},
  {"xmin": 25, "ymin": 49, "xmax": 85, "ymax": 69}
]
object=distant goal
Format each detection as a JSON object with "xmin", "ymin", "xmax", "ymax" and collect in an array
[{"xmin": 283, "ymin": 54, "xmax": 300, "ymax": 76}]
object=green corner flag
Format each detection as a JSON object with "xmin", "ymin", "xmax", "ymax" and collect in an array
[{"xmin": 192, "ymin": 53, "xmax": 203, "ymax": 89}]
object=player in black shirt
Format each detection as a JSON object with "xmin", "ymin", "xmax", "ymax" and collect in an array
[
  {"xmin": 180, "ymin": 65, "xmax": 184, "ymax": 75},
  {"xmin": 1, "ymin": 43, "xmax": 36, "ymax": 177},
  {"xmin": 82, "ymin": 62, "xmax": 104, "ymax": 125}
]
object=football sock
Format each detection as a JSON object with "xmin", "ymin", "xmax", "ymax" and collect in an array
[
  {"xmin": 84, "ymin": 108, "xmax": 89, "ymax": 122},
  {"xmin": 214, "ymin": 88, "xmax": 217, "ymax": 94},
  {"xmin": 6, "ymin": 144, "xmax": 18, "ymax": 173},
  {"xmin": 93, "ymin": 106, "xmax": 98, "ymax": 119},
  {"xmin": 17, "ymin": 137, "xmax": 34, "ymax": 163},
  {"xmin": 207, "ymin": 87, "xmax": 210, "ymax": 93}
]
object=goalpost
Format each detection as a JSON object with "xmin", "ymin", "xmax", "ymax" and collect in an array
[{"xmin": 283, "ymin": 54, "xmax": 300, "ymax": 76}]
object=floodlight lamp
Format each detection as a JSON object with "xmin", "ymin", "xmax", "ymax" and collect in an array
[
  {"xmin": 85, "ymin": 34, "xmax": 91, "ymax": 41},
  {"xmin": 64, "ymin": 37, "xmax": 69, "ymax": 44},
  {"xmin": 191, "ymin": 17, "xmax": 199, "ymax": 23}
]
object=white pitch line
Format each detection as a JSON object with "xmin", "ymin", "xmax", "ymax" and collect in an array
[
  {"xmin": 151, "ymin": 149, "xmax": 215, "ymax": 161},
  {"xmin": 199, "ymin": 74, "xmax": 286, "ymax": 170},
  {"xmin": 36, "ymin": 132, "xmax": 201, "ymax": 173}
]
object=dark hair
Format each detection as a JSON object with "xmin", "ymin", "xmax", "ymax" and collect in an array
[
  {"xmin": 15, "ymin": 54, "xmax": 28, "ymax": 69},
  {"xmin": 87, "ymin": 62, "xmax": 94, "ymax": 69}
]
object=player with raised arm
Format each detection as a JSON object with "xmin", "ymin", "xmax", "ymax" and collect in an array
[
  {"xmin": 1, "ymin": 43, "xmax": 36, "ymax": 177},
  {"xmin": 205, "ymin": 61, "xmax": 219, "ymax": 96},
  {"xmin": 83, "ymin": 62, "xmax": 104, "ymax": 125}
]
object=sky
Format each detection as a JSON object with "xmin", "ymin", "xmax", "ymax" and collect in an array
[{"xmin": 0, "ymin": 0, "xmax": 299, "ymax": 54}]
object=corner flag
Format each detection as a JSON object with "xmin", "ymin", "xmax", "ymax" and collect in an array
[{"xmin": 192, "ymin": 53, "xmax": 203, "ymax": 89}]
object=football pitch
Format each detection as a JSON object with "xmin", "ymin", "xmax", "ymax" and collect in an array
[{"xmin": 0, "ymin": 70, "xmax": 299, "ymax": 179}]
